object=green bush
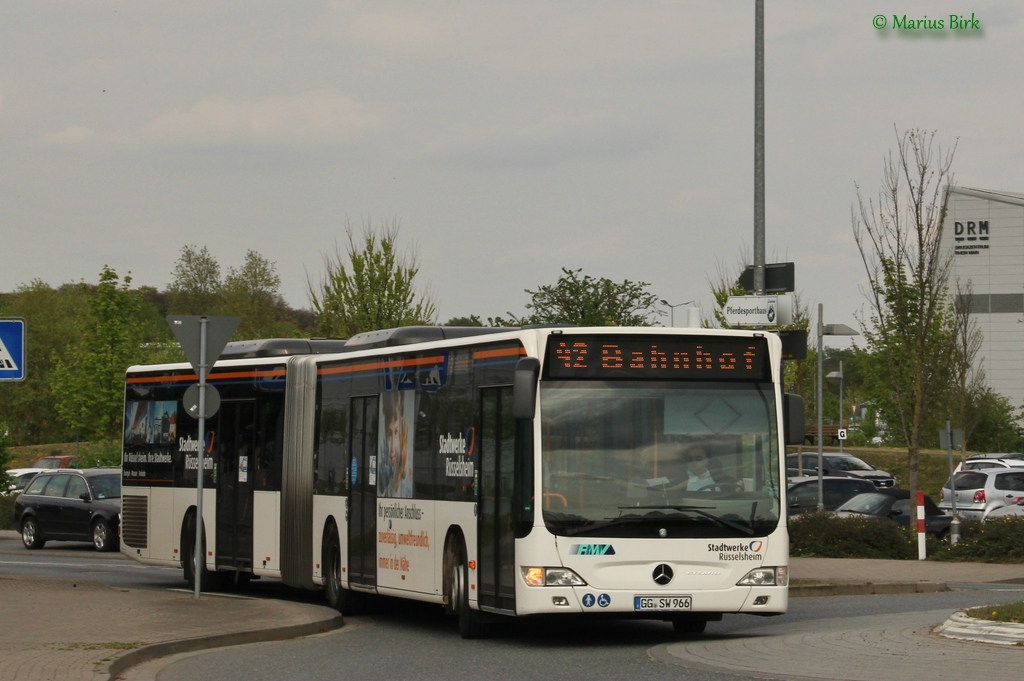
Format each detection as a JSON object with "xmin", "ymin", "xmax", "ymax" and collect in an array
[
  {"xmin": 930, "ymin": 517, "xmax": 1024, "ymax": 563},
  {"xmin": 0, "ymin": 421, "xmax": 11, "ymax": 492},
  {"xmin": 790, "ymin": 512, "xmax": 1024, "ymax": 562},
  {"xmin": 0, "ymin": 493, "xmax": 17, "ymax": 531},
  {"xmin": 790, "ymin": 512, "xmax": 915, "ymax": 559},
  {"xmin": 74, "ymin": 439, "xmax": 121, "ymax": 468}
]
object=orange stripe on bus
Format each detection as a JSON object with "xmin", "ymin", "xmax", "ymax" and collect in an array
[
  {"xmin": 318, "ymin": 355, "xmax": 446, "ymax": 377},
  {"xmin": 473, "ymin": 347, "xmax": 526, "ymax": 360},
  {"xmin": 126, "ymin": 369, "xmax": 286, "ymax": 385}
]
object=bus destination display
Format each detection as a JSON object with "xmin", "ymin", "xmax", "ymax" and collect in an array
[{"xmin": 545, "ymin": 336, "xmax": 769, "ymax": 380}]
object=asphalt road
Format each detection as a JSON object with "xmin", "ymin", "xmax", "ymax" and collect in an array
[
  {"xmin": 0, "ymin": 534, "xmax": 183, "ymax": 588},
  {"xmin": 151, "ymin": 588, "xmax": 1024, "ymax": 681},
  {"xmin": 0, "ymin": 533, "xmax": 329, "ymax": 602}
]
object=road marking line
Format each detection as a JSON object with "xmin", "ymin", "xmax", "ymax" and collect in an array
[{"xmin": 0, "ymin": 560, "xmax": 177, "ymax": 570}]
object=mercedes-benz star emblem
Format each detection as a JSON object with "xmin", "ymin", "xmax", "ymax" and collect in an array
[{"xmin": 653, "ymin": 564, "xmax": 674, "ymax": 585}]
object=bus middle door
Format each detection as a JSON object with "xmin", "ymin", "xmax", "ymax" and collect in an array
[
  {"xmin": 478, "ymin": 386, "xmax": 516, "ymax": 613},
  {"xmin": 215, "ymin": 400, "xmax": 256, "ymax": 573},
  {"xmin": 348, "ymin": 395, "xmax": 379, "ymax": 589}
]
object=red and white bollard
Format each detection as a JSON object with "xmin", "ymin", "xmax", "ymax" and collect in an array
[{"xmin": 917, "ymin": 491, "xmax": 927, "ymax": 560}]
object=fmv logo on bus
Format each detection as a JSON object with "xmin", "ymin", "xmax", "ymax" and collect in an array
[{"xmin": 571, "ymin": 544, "xmax": 616, "ymax": 555}]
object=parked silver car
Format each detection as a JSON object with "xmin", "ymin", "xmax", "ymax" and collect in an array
[
  {"xmin": 986, "ymin": 498, "xmax": 1024, "ymax": 520},
  {"xmin": 938, "ymin": 469, "xmax": 1024, "ymax": 521},
  {"xmin": 955, "ymin": 453, "xmax": 1024, "ymax": 473}
]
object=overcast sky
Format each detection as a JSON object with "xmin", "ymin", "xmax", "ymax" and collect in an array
[{"xmin": 2, "ymin": 1, "xmax": 1021, "ymax": 332}]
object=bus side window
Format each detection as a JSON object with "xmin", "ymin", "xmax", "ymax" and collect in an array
[
  {"xmin": 317, "ymin": 400, "xmax": 348, "ymax": 496},
  {"xmin": 256, "ymin": 398, "xmax": 284, "ymax": 491}
]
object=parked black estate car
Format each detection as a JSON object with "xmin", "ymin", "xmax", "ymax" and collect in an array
[
  {"xmin": 787, "ymin": 476, "xmax": 878, "ymax": 514},
  {"xmin": 835, "ymin": 489, "xmax": 951, "ymax": 539},
  {"xmin": 14, "ymin": 468, "xmax": 121, "ymax": 551}
]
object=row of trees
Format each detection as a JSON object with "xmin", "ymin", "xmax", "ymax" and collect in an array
[
  {"xmin": 0, "ymin": 230, "xmax": 672, "ymax": 447},
  {"xmin": 0, "ymin": 220, "xmax": 444, "ymax": 446}
]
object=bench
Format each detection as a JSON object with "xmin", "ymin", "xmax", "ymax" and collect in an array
[{"xmin": 804, "ymin": 424, "xmax": 841, "ymax": 446}]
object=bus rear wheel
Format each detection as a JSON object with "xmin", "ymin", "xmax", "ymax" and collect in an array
[
  {"xmin": 182, "ymin": 515, "xmax": 223, "ymax": 592},
  {"xmin": 324, "ymin": 528, "xmax": 361, "ymax": 616}
]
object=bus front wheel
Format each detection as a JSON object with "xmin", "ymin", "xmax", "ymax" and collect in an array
[{"xmin": 671, "ymin": 616, "xmax": 708, "ymax": 636}]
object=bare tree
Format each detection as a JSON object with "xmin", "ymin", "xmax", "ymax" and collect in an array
[
  {"xmin": 950, "ymin": 280, "xmax": 986, "ymax": 449},
  {"xmin": 853, "ymin": 128, "xmax": 957, "ymax": 526}
]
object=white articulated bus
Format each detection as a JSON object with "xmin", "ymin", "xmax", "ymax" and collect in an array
[{"xmin": 120, "ymin": 326, "xmax": 804, "ymax": 637}]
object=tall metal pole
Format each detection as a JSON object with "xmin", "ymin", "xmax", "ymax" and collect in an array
[
  {"xmin": 838, "ymin": 360, "xmax": 844, "ymax": 454},
  {"xmin": 194, "ymin": 317, "xmax": 208, "ymax": 599},
  {"xmin": 816, "ymin": 303, "xmax": 824, "ymax": 511},
  {"xmin": 753, "ymin": 0, "xmax": 765, "ymax": 295}
]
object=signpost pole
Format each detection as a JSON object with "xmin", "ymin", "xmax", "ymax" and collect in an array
[
  {"xmin": 838, "ymin": 361, "xmax": 844, "ymax": 454},
  {"xmin": 944, "ymin": 419, "xmax": 960, "ymax": 545},
  {"xmin": 194, "ymin": 317, "xmax": 208, "ymax": 599}
]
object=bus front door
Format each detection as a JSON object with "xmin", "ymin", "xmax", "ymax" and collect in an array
[
  {"xmin": 478, "ymin": 386, "xmax": 516, "ymax": 612},
  {"xmin": 348, "ymin": 395, "xmax": 379, "ymax": 588},
  {"xmin": 214, "ymin": 400, "xmax": 256, "ymax": 573}
]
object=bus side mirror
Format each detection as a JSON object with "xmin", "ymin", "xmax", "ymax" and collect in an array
[
  {"xmin": 512, "ymin": 358, "xmax": 540, "ymax": 419},
  {"xmin": 784, "ymin": 394, "xmax": 805, "ymax": 446}
]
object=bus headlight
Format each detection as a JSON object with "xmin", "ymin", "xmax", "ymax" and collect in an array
[
  {"xmin": 521, "ymin": 567, "xmax": 587, "ymax": 587},
  {"xmin": 737, "ymin": 566, "xmax": 787, "ymax": 587}
]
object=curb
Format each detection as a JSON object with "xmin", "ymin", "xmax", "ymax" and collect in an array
[
  {"xmin": 103, "ymin": 613, "xmax": 344, "ymax": 680},
  {"xmin": 935, "ymin": 611, "xmax": 1024, "ymax": 645},
  {"xmin": 790, "ymin": 581, "xmax": 948, "ymax": 597}
]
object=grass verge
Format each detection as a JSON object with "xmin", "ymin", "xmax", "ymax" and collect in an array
[{"xmin": 965, "ymin": 602, "xmax": 1024, "ymax": 623}]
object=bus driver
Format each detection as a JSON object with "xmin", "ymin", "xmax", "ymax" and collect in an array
[{"xmin": 665, "ymin": 445, "xmax": 717, "ymax": 492}]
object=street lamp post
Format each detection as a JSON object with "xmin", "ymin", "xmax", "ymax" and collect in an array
[
  {"xmin": 817, "ymin": 304, "xmax": 859, "ymax": 511},
  {"xmin": 826, "ymin": 361, "xmax": 844, "ymax": 454},
  {"xmin": 659, "ymin": 299, "xmax": 694, "ymax": 328}
]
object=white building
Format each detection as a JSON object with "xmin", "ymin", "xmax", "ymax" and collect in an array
[{"xmin": 940, "ymin": 186, "xmax": 1024, "ymax": 414}]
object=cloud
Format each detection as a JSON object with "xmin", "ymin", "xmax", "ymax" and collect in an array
[
  {"xmin": 427, "ymin": 114, "xmax": 664, "ymax": 169},
  {"xmin": 119, "ymin": 89, "xmax": 380, "ymax": 149},
  {"xmin": 347, "ymin": 9, "xmax": 454, "ymax": 51},
  {"xmin": 41, "ymin": 126, "xmax": 96, "ymax": 147}
]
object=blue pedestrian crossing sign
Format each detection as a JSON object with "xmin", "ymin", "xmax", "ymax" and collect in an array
[{"xmin": 0, "ymin": 319, "xmax": 26, "ymax": 381}]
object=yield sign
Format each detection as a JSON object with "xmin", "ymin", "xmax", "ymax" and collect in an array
[
  {"xmin": 166, "ymin": 315, "xmax": 240, "ymax": 376},
  {"xmin": 0, "ymin": 318, "xmax": 26, "ymax": 382}
]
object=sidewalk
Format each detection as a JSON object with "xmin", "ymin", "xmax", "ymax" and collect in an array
[
  {"xmin": 0, "ymin": 572, "xmax": 341, "ymax": 681},
  {"xmin": 790, "ymin": 555, "xmax": 1024, "ymax": 596}
]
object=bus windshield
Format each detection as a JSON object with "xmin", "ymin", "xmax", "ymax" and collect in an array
[{"xmin": 540, "ymin": 381, "xmax": 781, "ymax": 539}]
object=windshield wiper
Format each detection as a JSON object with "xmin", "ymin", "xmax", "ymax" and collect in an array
[{"xmin": 619, "ymin": 505, "xmax": 756, "ymax": 536}]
